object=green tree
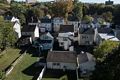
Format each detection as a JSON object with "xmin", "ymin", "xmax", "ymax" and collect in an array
[
  {"xmin": 52, "ymin": 0, "xmax": 73, "ymax": 21},
  {"xmin": 91, "ymin": 45, "xmax": 120, "ymax": 80},
  {"xmin": 101, "ymin": 11, "xmax": 113, "ymax": 22},
  {"xmin": 32, "ymin": 6, "xmax": 45, "ymax": 19},
  {"xmin": 83, "ymin": 15, "xmax": 93, "ymax": 24},
  {"xmin": 10, "ymin": 3, "xmax": 27, "ymax": 25},
  {"xmin": 73, "ymin": 2, "xmax": 83, "ymax": 20},
  {"xmin": 0, "ymin": 16, "xmax": 16, "ymax": 50},
  {"xmin": 113, "ymin": 5, "xmax": 120, "ymax": 25},
  {"xmin": 94, "ymin": 40, "xmax": 119, "ymax": 61}
]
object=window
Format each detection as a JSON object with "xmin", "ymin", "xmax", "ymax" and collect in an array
[
  {"xmin": 53, "ymin": 63, "xmax": 60, "ymax": 66},
  {"xmin": 61, "ymin": 42, "xmax": 64, "ymax": 46},
  {"xmin": 82, "ymin": 36, "xmax": 88, "ymax": 39},
  {"xmin": 53, "ymin": 63, "xmax": 56, "ymax": 65},
  {"xmin": 63, "ymin": 38, "xmax": 67, "ymax": 41}
]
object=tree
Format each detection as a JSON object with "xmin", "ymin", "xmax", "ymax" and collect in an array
[
  {"xmin": 32, "ymin": 6, "xmax": 45, "ymax": 19},
  {"xmin": 73, "ymin": 2, "xmax": 83, "ymax": 20},
  {"xmin": 52, "ymin": 0, "xmax": 73, "ymax": 21},
  {"xmin": 98, "ymin": 18, "xmax": 105, "ymax": 25},
  {"xmin": 94, "ymin": 40, "xmax": 119, "ymax": 61},
  {"xmin": 83, "ymin": 15, "xmax": 93, "ymax": 24},
  {"xmin": 10, "ymin": 3, "xmax": 27, "ymax": 25},
  {"xmin": 0, "ymin": 16, "xmax": 16, "ymax": 50},
  {"xmin": 101, "ymin": 11, "xmax": 113, "ymax": 22},
  {"xmin": 113, "ymin": 5, "xmax": 120, "ymax": 25},
  {"xmin": 91, "ymin": 44, "xmax": 120, "ymax": 80}
]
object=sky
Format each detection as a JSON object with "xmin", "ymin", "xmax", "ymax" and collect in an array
[{"xmin": 15, "ymin": 0, "xmax": 120, "ymax": 4}]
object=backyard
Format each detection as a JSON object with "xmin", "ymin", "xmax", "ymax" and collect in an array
[
  {"xmin": 4, "ymin": 52, "xmax": 42, "ymax": 80},
  {"xmin": 0, "ymin": 48, "xmax": 21, "ymax": 70}
]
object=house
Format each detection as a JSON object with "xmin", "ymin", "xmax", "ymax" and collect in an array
[
  {"xmin": 68, "ymin": 18, "xmax": 80, "ymax": 33},
  {"xmin": 26, "ymin": 0, "xmax": 37, "ymax": 4},
  {"xmin": 33, "ymin": 32, "xmax": 54, "ymax": 50},
  {"xmin": 78, "ymin": 28, "xmax": 95, "ymax": 45},
  {"xmin": 7, "ymin": 0, "xmax": 11, "ymax": 4},
  {"xmin": 97, "ymin": 33, "xmax": 119, "ymax": 44},
  {"xmin": 21, "ymin": 24, "xmax": 39, "ymax": 43},
  {"xmin": 47, "ymin": 51, "xmax": 77, "ymax": 70},
  {"xmin": 105, "ymin": 0, "xmax": 114, "ymax": 5},
  {"xmin": 39, "ymin": 19, "xmax": 52, "ymax": 32},
  {"xmin": 53, "ymin": 17, "xmax": 65, "ymax": 32},
  {"xmin": 16, "ymin": 36, "xmax": 31, "ymax": 47},
  {"xmin": 57, "ymin": 25, "xmax": 74, "ymax": 50},
  {"xmin": 11, "ymin": 17, "xmax": 21, "ymax": 38},
  {"xmin": 96, "ymin": 27, "xmax": 119, "ymax": 44},
  {"xmin": 77, "ymin": 51, "xmax": 96, "ymax": 76}
]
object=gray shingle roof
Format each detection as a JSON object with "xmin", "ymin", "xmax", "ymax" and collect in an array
[
  {"xmin": 47, "ymin": 51, "xmax": 77, "ymax": 63},
  {"xmin": 59, "ymin": 25, "xmax": 74, "ymax": 33},
  {"xmin": 21, "ymin": 25, "xmax": 36, "ymax": 32},
  {"xmin": 78, "ymin": 52, "xmax": 95, "ymax": 64},
  {"xmin": 40, "ymin": 19, "xmax": 51, "ymax": 23},
  {"xmin": 97, "ymin": 27, "xmax": 113, "ymax": 34},
  {"xmin": 79, "ymin": 28, "xmax": 95, "ymax": 34}
]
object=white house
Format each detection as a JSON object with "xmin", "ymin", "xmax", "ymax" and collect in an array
[
  {"xmin": 39, "ymin": 19, "xmax": 52, "ymax": 32},
  {"xmin": 21, "ymin": 25, "xmax": 39, "ymax": 43},
  {"xmin": 96, "ymin": 27, "xmax": 119, "ymax": 44},
  {"xmin": 57, "ymin": 25, "xmax": 74, "ymax": 50},
  {"xmin": 78, "ymin": 28, "xmax": 95, "ymax": 45},
  {"xmin": 47, "ymin": 51, "xmax": 77, "ymax": 70},
  {"xmin": 68, "ymin": 20, "xmax": 79, "ymax": 33},
  {"xmin": 53, "ymin": 17, "xmax": 65, "ymax": 32},
  {"xmin": 11, "ymin": 17, "xmax": 21, "ymax": 38},
  {"xmin": 7, "ymin": 0, "xmax": 11, "ymax": 4},
  {"xmin": 96, "ymin": 33, "xmax": 119, "ymax": 44},
  {"xmin": 33, "ymin": 32, "xmax": 54, "ymax": 50},
  {"xmin": 26, "ymin": 0, "xmax": 37, "ymax": 3},
  {"xmin": 77, "ymin": 51, "xmax": 96, "ymax": 76}
]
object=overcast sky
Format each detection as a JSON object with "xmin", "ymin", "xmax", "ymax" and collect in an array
[{"xmin": 15, "ymin": 0, "xmax": 120, "ymax": 4}]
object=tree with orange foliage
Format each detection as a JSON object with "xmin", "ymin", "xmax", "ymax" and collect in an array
[{"xmin": 52, "ymin": 0, "xmax": 73, "ymax": 21}]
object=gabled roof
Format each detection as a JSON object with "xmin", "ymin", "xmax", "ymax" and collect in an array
[
  {"xmin": 21, "ymin": 25, "xmax": 36, "ymax": 32},
  {"xmin": 40, "ymin": 19, "xmax": 51, "ymax": 23},
  {"xmin": 40, "ymin": 32, "xmax": 54, "ymax": 39},
  {"xmin": 59, "ymin": 25, "xmax": 74, "ymax": 33},
  {"xmin": 79, "ymin": 28, "xmax": 95, "ymax": 34},
  {"xmin": 78, "ymin": 52, "xmax": 95, "ymax": 64},
  {"xmin": 99, "ymin": 33, "xmax": 119, "ymax": 41},
  {"xmin": 16, "ymin": 36, "xmax": 31, "ymax": 46},
  {"xmin": 47, "ymin": 51, "xmax": 77, "ymax": 63},
  {"xmin": 97, "ymin": 27, "xmax": 113, "ymax": 34}
]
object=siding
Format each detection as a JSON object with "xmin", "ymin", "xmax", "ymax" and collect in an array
[
  {"xmin": 47, "ymin": 62, "xmax": 77, "ymax": 70},
  {"xmin": 78, "ymin": 34, "xmax": 94, "ymax": 45}
]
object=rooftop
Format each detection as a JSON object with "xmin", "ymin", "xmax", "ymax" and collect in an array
[
  {"xmin": 21, "ymin": 25, "xmax": 36, "ymax": 32},
  {"xmin": 77, "ymin": 52, "xmax": 95, "ymax": 64},
  {"xmin": 99, "ymin": 33, "xmax": 120, "ymax": 41},
  {"xmin": 47, "ymin": 51, "xmax": 77, "ymax": 63},
  {"xmin": 40, "ymin": 19, "xmax": 52, "ymax": 23},
  {"xmin": 79, "ymin": 28, "xmax": 95, "ymax": 34},
  {"xmin": 59, "ymin": 25, "xmax": 74, "ymax": 33},
  {"xmin": 97, "ymin": 27, "xmax": 113, "ymax": 34}
]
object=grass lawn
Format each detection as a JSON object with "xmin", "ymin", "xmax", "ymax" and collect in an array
[
  {"xmin": 5, "ymin": 53, "xmax": 39, "ymax": 80},
  {"xmin": 42, "ymin": 78, "xmax": 59, "ymax": 80},
  {"xmin": 0, "ymin": 48, "xmax": 21, "ymax": 70}
]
